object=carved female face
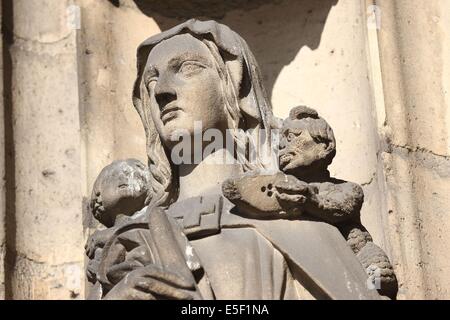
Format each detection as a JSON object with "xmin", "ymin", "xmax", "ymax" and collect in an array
[{"xmin": 144, "ymin": 34, "xmax": 229, "ymax": 149}]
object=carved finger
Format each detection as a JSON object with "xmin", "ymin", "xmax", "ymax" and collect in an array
[
  {"xmin": 274, "ymin": 180, "xmax": 308, "ymax": 193},
  {"xmin": 85, "ymin": 232, "xmax": 109, "ymax": 258},
  {"xmin": 107, "ymin": 261, "xmax": 143, "ymax": 285},
  {"xmin": 85, "ymin": 239, "xmax": 96, "ymax": 258},
  {"xmin": 135, "ymin": 278, "xmax": 196, "ymax": 300},
  {"xmin": 85, "ymin": 246, "xmax": 94, "ymax": 259},
  {"xmin": 276, "ymin": 192, "xmax": 306, "ymax": 204},
  {"xmin": 129, "ymin": 288, "xmax": 157, "ymax": 301}
]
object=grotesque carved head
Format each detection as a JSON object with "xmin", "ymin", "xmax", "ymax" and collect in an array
[
  {"xmin": 279, "ymin": 106, "xmax": 336, "ymax": 178},
  {"xmin": 90, "ymin": 159, "xmax": 150, "ymax": 227}
]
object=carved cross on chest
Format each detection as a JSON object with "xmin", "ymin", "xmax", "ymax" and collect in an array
[{"xmin": 166, "ymin": 195, "xmax": 223, "ymax": 239}]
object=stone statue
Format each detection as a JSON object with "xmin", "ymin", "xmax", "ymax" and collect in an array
[
  {"xmin": 277, "ymin": 106, "xmax": 398, "ymax": 299},
  {"xmin": 85, "ymin": 159, "xmax": 149, "ymax": 290},
  {"xmin": 223, "ymin": 105, "xmax": 398, "ymax": 298},
  {"xmin": 85, "ymin": 19, "xmax": 398, "ymax": 300}
]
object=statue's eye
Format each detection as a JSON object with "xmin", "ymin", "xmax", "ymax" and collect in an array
[
  {"xmin": 147, "ymin": 77, "xmax": 158, "ymax": 88},
  {"xmin": 179, "ymin": 61, "xmax": 205, "ymax": 76}
]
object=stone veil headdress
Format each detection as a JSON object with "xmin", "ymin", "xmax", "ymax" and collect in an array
[{"xmin": 132, "ymin": 19, "xmax": 278, "ymax": 208}]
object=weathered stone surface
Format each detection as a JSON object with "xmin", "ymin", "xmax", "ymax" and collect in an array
[
  {"xmin": 85, "ymin": 19, "xmax": 387, "ymax": 300},
  {"xmin": 222, "ymin": 173, "xmax": 297, "ymax": 218},
  {"xmin": 375, "ymin": 0, "xmax": 450, "ymax": 299},
  {"xmin": 89, "ymin": 159, "xmax": 149, "ymax": 227},
  {"xmin": 3, "ymin": 0, "xmax": 84, "ymax": 299},
  {"xmin": 1, "ymin": 0, "xmax": 448, "ymax": 301},
  {"xmin": 119, "ymin": 0, "xmax": 277, "ymax": 19},
  {"xmin": 76, "ymin": 0, "xmax": 390, "ymax": 258},
  {"xmin": 0, "ymin": 1, "xmax": 5, "ymax": 300}
]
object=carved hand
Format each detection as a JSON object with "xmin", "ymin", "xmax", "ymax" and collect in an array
[
  {"xmin": 85, "ymin": 228, "xmax": 116, "ymax": 259},
  {"xmin": 103, "ymin": 264, "xmax": 201, "ymax": 300},
  {"xmin": 86, "ymin": 249, "xmax": 102, "ymax": 283},
  {"xmin": 303, "ymin": 181, "xmax": 364, "ymax": 224},
  {"xmin": 274, "ymin": 177, "xmax": 318, "ymax": 206}
]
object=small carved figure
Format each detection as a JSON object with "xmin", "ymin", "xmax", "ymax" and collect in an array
[
  {"xmin": 90, "ymin": 158, "xmax": 150, "ymax": 228},
  {"xmin": 85, "ymin": 159, "xmax": 150, "ymax": 291},
  {"xmin": 277, "ymin": 106, "xmax": 398, "ymax": 299},
  {"xmin": 276, "ymin": 106, "xmax": 363, "ymax": 223},
  {"xmin": 223, "ymin": 106, "xmax": 398, "ymax": 298},
  {"xmin": 85, "ymin": 159, "xmax": 205, "ymax": 300}
]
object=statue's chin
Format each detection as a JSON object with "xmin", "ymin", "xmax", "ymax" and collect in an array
[
  {"xmin": 282, "ymin": 162, "xmax": 310, "ymax": 176},
  {"xmin": 162, "ymin": 116, "xmax": 184, "ymax": 132},
  {"xmin": 160, "ymin": 122, "xmax": 193, "ymax": 148}
]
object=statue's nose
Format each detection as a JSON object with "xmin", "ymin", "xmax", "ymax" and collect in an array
[
  {"xmin": 154, "ymin": 75, "xmax": 177, "ymax": 110},
  {"xmin": 155, "ymin": 92, "xmax": 176, "ymax": 110}
]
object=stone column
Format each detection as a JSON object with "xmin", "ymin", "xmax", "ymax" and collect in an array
[
  {"xmin": 375, "ymin": 0, "xmax": 450, "ymax": 299},
  {"xmin": 0, "ymin": 0, "xmax": 5, "ymax": 300},
  {"xmin": 5, "ymin": 0, "xmax": 84, "ymax": 299}
]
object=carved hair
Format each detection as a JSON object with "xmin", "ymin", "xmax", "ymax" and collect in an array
[{"xmin": 133, "ymin": 20, "xmax": 277, "ymax": 208}]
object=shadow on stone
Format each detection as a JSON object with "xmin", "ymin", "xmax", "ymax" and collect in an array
[
  {"xmin": 109, "ymin": 0, "xmax": 337, "ymax": 101},
  {"xmin": 1, "ymin": 0, "xmax": 17, "ymax": 300}
]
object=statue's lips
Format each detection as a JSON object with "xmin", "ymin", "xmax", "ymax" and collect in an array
[{"xmin": 161, "ymin": 104, "xmax": 182, "ymax": 124}]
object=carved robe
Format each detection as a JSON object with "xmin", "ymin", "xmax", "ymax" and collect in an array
[
  {"xmin": 167, "ymin": 194, "xmax": 381, "ymax": 300},
  {"xmin": 92, "ymin": 194, "xmax": 380, "ymax": 300}
]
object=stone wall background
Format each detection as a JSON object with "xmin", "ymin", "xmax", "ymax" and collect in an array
[{"xmin": 1, "ymin": 0, "xmax": 449, "ymax": 299}]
